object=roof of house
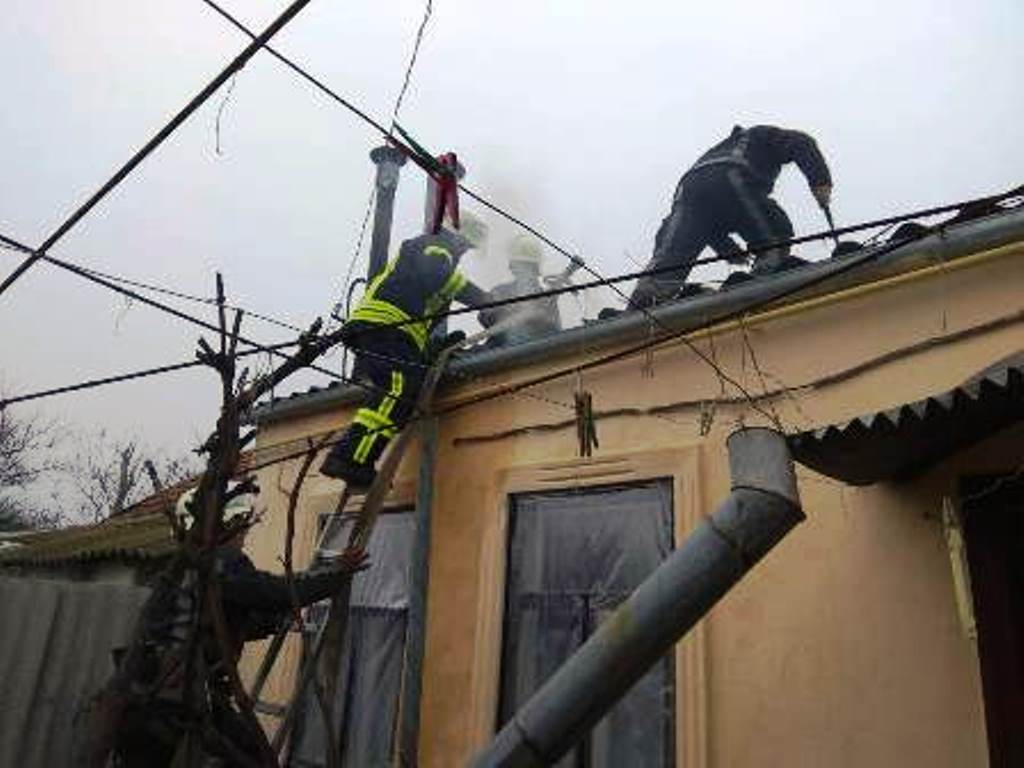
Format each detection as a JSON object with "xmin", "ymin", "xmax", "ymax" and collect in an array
[
  {"xmin": 0, "ymin": 476, "xmax": 201, "ymax": 568},
  {"xmin": 0, "ymin": 510, "xmax": 176, "ymax": 567},
  {"xmin": 789, "ymin": 352, "xmax": 1024, "ymax": 485},
  {"xmin": 254, "ymin": 203, "xmax": 1024, "ymax": 425}
]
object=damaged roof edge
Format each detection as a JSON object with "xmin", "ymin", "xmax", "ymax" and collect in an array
[{"xmin": 255, "ymin": 207, "xmax": 1024, "ymax": 426}]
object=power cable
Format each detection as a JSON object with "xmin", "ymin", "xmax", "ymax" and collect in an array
[
  {"xmin": 0, "ymin": 231, "xmax": 371, "ymax": 394},
  {"xmin": 6, "ymin": 179, "xmax": 1000, "ymax": 357},
  {"xmin": 0, "ymin": 342, "xmax": 300, "ymax": 409},
  {"xmin": 197, "ymin": 0, "xmax": 1024, "ymax": 426},
  {"xmin": 332, "ymin": 0, "xmax": 434, "ymax": 328},
  {"xmin": 5, "ymin": 187, "xmax": 1019, "ymax": 410},
  {"xmin": 69, "ymin": 261, "xmax": 304, "ymax": 334},
  {"xmin": 441, "ymin": 185, "xmax": 1024, "ymax": 421},
  {"xmin": 240, "ymin": 213, "xmax": 957, "ymax": 476},
  {"xmin": 305, "ymin": 189, "xmax": 1024, "ymax": 339},
  {"xmin": 0, "ymin": 0, "xmax": 316, "ymax": 298}
]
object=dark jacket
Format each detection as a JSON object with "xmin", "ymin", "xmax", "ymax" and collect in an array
[
  {"xmin": 216, "ymin": 548, "xmax": 349, "ymax": 641},
  {"xmin": 348, "ymin": 233, "xmax": 489, "ymax": 352},
  {"xmin": 685, "ymin": 125, "xmax": 832, "ymax": 195}
]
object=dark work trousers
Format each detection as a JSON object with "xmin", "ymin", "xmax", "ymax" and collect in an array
[
  {"xmin": 328, "ymin": 326, "xmax": 426, "ymax": 474},
  {"xmin": 631, "ymin": 166, "xmax": 795, "ymax": 307}
]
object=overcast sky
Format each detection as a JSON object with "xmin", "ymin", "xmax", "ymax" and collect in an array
[{"xmin": 1, "ymin": 0, "xmax": 1021, "ymax": 458}]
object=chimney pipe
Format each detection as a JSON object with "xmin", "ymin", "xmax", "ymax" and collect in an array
[
  {"xmin": 471, "ymin": 427, "xmax": 804, "ymax": 767},
  {"xmin": 367, "ymin": 145, "xmax": 406, "ymax": 280}
]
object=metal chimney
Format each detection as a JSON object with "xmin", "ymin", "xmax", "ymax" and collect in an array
[
  {"xmin": 367, "ymin": 145, "xmax": 407, "ymax": 280},
  {"xmin": 472, "ymin": 427, "xmax": 805, "ymax": 767}
]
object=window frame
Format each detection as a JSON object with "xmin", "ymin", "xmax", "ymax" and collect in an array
[
  {"xmin": 497, "ymin": 478, "xmax": 678, "ymax": 766},
  {"xmin": 467, "ymin": 446, "xmax": 708, "ymax": 768}
]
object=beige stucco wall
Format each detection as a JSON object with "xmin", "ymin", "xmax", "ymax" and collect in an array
[{"xmin": 246, "ymin": 240, "xmax": 1024, "ymax": 765}]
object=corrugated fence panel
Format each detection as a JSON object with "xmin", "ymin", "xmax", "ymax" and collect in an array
[{"xmin": 0, "ymin": 577, "xmax": 150, "ymax": 768}]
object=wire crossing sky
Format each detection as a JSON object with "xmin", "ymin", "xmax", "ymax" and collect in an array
[{"xmin": 2, "ymin": 0, "xmax": 1021, "ymax": 453}]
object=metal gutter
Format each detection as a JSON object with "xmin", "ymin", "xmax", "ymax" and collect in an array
[
  {"xmin": 255, "ymin": 207, "xmax": 1024, "ymax": 425},
  {"xmin": 470, "ymin": 427, "xmax": 804, "ymax": 767}
]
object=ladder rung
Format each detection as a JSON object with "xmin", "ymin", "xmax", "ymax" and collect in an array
[{"xmin": 254, "ymin": 700, "xmax": 287, "ymax": 717}]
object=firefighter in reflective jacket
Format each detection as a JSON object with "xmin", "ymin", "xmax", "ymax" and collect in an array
[
  {"xmin": 320, "ymin": 228, "xmax": 491, "ymax": 487},
  {"xmin": 632, "ymin": 124, "xmax": 833, "ymax": 307}
]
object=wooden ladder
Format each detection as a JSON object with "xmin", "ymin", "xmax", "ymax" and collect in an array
[{"xmin": 247, "ymin": 320, "xmax": 511, "ymax": 755}]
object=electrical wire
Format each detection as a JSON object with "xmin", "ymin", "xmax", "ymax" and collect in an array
[
  {"xmin": 439, "ymin": 198, "xmax": 1014, "ymax": 421},
  {"xmin": 195, "ymin": 0, "xmax": 1024, "ymax": 426},
  {"xmin": 389, "ymin": 0, "xmax": 433, "ymax": 131},
  {"xmin": 7, "ymin": 180, "xmax": 1002, "ymax": 358},
  {"xmin": 0, "ymin": 0, "xmax": 316, "ymax": 298},
  {"xmin": 69, "ymin": 261, "xmax": 304, "ymax": 333},
  {"xmin": 195, "ymin": 0, "xmax": 1021, "ymax": 305},
  {"xmin": 332, "ymin": 0, "xmax": 434, "ymax": 329},
  {"xmin": 0, "ymin": 341, "xmax": 300, "ymax": 409},
  {"xmin": 4, "ymin": 186, "xmax": 1020, "ymax": 411},
  {"xmin": 236, "ymin": 215, "xmax": 951, "ymax": 477},
  {"xmin": 0, "ymin": 231, "xmax": 390, "ymax": 400}
]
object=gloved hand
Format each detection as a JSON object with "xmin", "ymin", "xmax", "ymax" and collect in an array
[
  {"xmin": 725, "ymin": 249, "xmax": 750, "ymax": 266},
  {"xmin": 426, "ymin": 330, "xmax": 468, "ymax": 360},
  {"xmin": 314, "ymin": 547, "xmax": 370, "ymax": 575},
  {"xmin": 542, "ymin": 272, "xmax": 572, "ymax": 289},
  {"xmin": 478, "ymin": 307, "xmax": 501, "ymax": 328},
  {"xmin": 812, "ymin": 184, "xmax": 833, "ymax": 209}
]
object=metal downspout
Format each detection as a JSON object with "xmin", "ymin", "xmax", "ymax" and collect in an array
[
  {"xmin": 471, "ymin": 427, "xmax": 805, "ymax": 767},
  {"xmin": 398, "ymin": 417, "xmax": 439, "ymax": 765}
]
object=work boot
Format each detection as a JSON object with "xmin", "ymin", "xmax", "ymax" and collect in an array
[
  {"xmin": 751, "ymin": 253, "xmax": 808, "ymax": 276},
  {"xmin": 673, "ymin": 283, "xmax": 713, "ymax": 300},
  {"xmin": 319, "ymin": 451, "xmax": 377, "ymax": 489},
  {"xmin": 721, "ymin": 271, "xmax": 754, "ymax": 289}
]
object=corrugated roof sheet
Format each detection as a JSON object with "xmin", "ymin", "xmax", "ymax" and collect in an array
[
  {"xmin": 789, "ymin": 352, "xmax": 1024, "ymax": 485},
  {"xmin": 0, "ymin": 576, "xmax": 150, "ymax": 767},
  {"xmin": 0, "ymin": 511, "xmax": 175, "ymax": 566},
  {"xmin": 0, "ymin": 453, "xmax": 271, "ymax": 567}
]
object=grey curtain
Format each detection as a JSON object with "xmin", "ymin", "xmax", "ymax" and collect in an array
[
  {"xmin": 499, "ymin": 481, "xmax": 675, "ymax": 767},
  {"xmin": 291, "ymin": 512, "xmax": 415, "ymax": 767}
]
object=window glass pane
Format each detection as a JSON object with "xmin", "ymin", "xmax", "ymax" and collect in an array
[
  {"xmin": 291, "ymin": 510, "xmax": 415, "ymax": 767},
  {"xmin": 499, "ymin": 481, "xmax": 675, "ymax": 766}
]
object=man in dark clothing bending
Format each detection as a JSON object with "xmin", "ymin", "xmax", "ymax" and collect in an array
[
  {"xmin": 631, "ymin": 125, "xmax": 833, "ymax": 307},
  {"xmin": 77, "ymin": 510, "xmax": 369, "ymax": 768}
]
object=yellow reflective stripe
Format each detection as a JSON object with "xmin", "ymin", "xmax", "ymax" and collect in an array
[
  {"xmin": 378, "ymin": 370, "xmax": 404, "ymax": 422},
  {"xmin": 350, "ymin": 368, "xmax": 406, "ymax": 464},
  {"xmin": 353, "ymin": 408, "xmax": 394, "ymax": 432},
  {"xmin": 364, "ymin": 259, "xmax": 397, "ymax": 297},
  {"xmin": 351, "ymin": 298, "xmax": 411, "ymax": 325},
  {"xmin": 354, "ymin": 433, "xmax": 376, "ymax": 463},
  {"xmin": 350, "ymin": 297, "xmax": 428, "ymax": 350},
  {"xmin": 439, "ymin": 269, "xmax": 466, "ymax": 299},
  {"xmin": 352, "ymin": 410, "xmax": 396, "ymax": 464},
  {"xmin": 423, "ymin": 245, "xmax": 453, "ymax": 261}
]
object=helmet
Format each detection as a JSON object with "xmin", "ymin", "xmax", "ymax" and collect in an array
[
  {"xmin": 508, "ymin": 235, "xmax": 543, "ymax": 268},
  {"xmin": 459, "ymin": 211, "xmax": 488, "ymax": 251},
  {"xmin": 175, "ymin": 484, "xmax": 256, "ymax": 536}
]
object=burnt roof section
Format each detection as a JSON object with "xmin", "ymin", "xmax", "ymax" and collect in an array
[
  {"xmin": 788, "ymin": 352, "xmax": 1024, "ymax": 485},
  {"xmin": 254, "ymin": 205, "xmax": 1024, "ymax": 425}
]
